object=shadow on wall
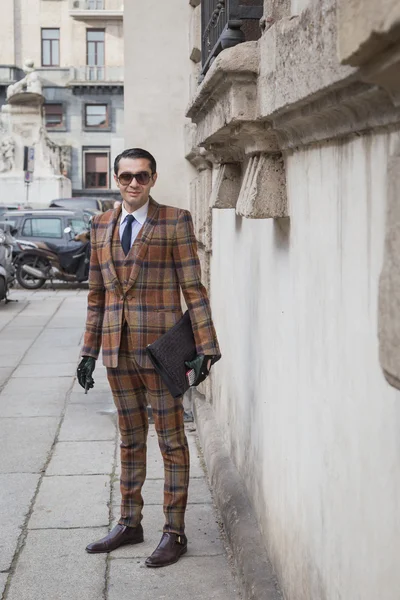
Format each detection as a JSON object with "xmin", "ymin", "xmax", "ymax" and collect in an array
[
  {"xmin": 273, "ymin": 216, "xmax": 291, "ymax": 250},
  {"xmin": 235, "ymin": 211, "xmax": 243, "ymax": 233}
]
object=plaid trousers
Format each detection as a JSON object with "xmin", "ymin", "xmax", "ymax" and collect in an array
[{"xmin": 107, "ymin": 323, "xmax": 190, "ymax": 535}]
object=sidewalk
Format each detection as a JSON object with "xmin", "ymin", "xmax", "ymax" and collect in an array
[{"xmin": 0, "ymin": 288, "xmax": 241, "ymax": 600}]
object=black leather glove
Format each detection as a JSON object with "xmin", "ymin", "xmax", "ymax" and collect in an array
[
  {"xmin": 185, "ymin": 354, "xmax": 214, "ymax": 386},
  {"xmin": 77, "ymin": 356, "xmax": 96, "ymax": 392}
]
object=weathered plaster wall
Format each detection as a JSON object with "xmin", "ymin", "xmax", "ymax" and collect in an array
[
  {"xmin": 124, "ymin": 0, "xmax": 194, "ymax": 208},
  {"xmin": 210, "ymin": 130, "xmax": 400, "ymax": 600}
]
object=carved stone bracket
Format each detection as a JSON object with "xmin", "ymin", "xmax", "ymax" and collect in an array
[
  {"xmin": 361, "ymin": 45, "xmax": 400, "ymax": 107},
  {"xmin": 210, "ymin": 163, "xmax": 242, "ymax": 209},
  {"xmin": 190, "ymin": 168, "xmax": 213, "ymax": 250},
  {"xmin": 236, "ymin": 153, "xmax": 287, "ymax": 219}
]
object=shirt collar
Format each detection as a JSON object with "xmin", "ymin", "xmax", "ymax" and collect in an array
[{"xmin": 121, "ymin": 200, "xmax": 149, "ymax": 226}]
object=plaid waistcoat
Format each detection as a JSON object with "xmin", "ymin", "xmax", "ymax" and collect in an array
[
  {"xmin": 82, "ymin": 198, "xmax": 220, "ymax": 369},
  {"xmin": 112, "ymin": 213, "xmax": 138, "ymax": 301}
]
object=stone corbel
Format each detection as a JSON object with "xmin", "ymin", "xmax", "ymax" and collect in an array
[
  {"xmin": 236, "ymin": 152, "xmax": 288, "ymax": 219},
  {"xmin": 185, "ymin": 123, "xmax": 213, "ymax": 172},
  {"xmin": 209, "ymin": 163, "xmax": 242, "ymax": 209},
  {"xmin": 361, "ymin": 45, "xmax": 400, "ymax": 107},
  {"xmin": 186, "ymin": 41, "xmax": 259, "ymax": 150}
]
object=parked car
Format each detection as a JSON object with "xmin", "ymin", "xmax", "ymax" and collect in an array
[
  {"xmin": 0, "ymin": 222, "xmax": 16, "ymax": 301},
  {"xmin": 49, "ymin": 197, "xmax": 115, "ymax": 212},
  {"xmin": 0, "ymin": 209, "xmax": 89, "ymax": 257},
  {"xmin": 0, "ymin": 204, "xmax": 32, "ymax": 219}
]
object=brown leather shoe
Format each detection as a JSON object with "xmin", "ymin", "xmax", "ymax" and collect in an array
[
  {"xmin": 86, "ymin": 523, "xmax": 144, "ymax": 554},
  {"xmin": 145, "ymin": 533, "xmax": 187, "ymax": 568}
]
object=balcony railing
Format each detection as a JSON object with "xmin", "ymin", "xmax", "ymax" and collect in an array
[
  {"xmin": 201, "ymin": 0, "xmax": 263, "ymax": 79},
  {"xmin": 69, "ymin": 0, "xmax": 123, "ymax": 19},
  {"xmin": 0, "ymin": 66, "xmax": 24, "ymax": 85},
  {"xmin": 68, "ymin": 66, "xmax": 123, "ymax": 84}
]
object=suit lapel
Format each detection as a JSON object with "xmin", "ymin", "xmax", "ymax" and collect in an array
[
  {"xmin": 127, "ymin": 197, "xmax": 159, "ymax": 289},
  {"xmin": 103, "ymin": 204, "xmax": 121, "ymax": 289}
]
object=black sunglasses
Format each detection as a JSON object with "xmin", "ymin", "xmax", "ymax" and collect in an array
[{"xmin": 117, "ymin": 171, "xmax": 153, "ymax": 186}]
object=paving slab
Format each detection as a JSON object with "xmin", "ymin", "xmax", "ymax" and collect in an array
[
  {"xmin": 47, "ymin": 313, "xmax": 87, "ymax": 329},
  {"xmin": 0, "ymin": 339, "xmax": 34, "ymax": 355},
  {"xmin": 108, "ymin": 555, "xmax": 240, "ymax": 600},
  {"xmin": 0, "ymin": 417, "xmax": 59, "ymax": 473},
  {"xmin": 110, "ymin": 503, "xmax": 224, "ymax": 559},
  {"xmin": 29, "ymin": 474, "xmax": 110, "ymax": 529},
  {"xmin": 10, "ymin": 316, "xmax": 53, "ymax": 329},
  {"xmin": 3, "ymin": 376, "xmax": 71, "ymax": 394},
  {"xmin": 0, "ymin": 573, "xmax": 8, "ymax": 597},
  {"xmin": 35, "ymin": 327, "xmax": 83, "ymax": 347},
  {"xmin": 0, "ymin": 473, "xmax": 39, "ymax": 571},
  {"xmin": 0, "ymin": 354, "xmax": 25, "ymax": 368},
  {"xmin": 68, "ymin": 390, "xmax": 114, "ymax": 405},
  {"xmin": 21, "ymin": 346, "xmax": 80, "ymax": 365},
  {"xmin": 0, "ymin": 326, "xmax": 42, "ymax": 341},
  {"xmin": 71, "ymin": 377, "xmax": 112, "ymax": 394},
  {"xmin": 113, "ymin": 474, "xmax": 212, "ymax": 507},
  {"xmin": 6, "ymin": 528, "xmax": 107, "ymax": 600},
  {"xmin": 0, "ymin": 392, "xmax": 66, "ymax": 418},
  {"xmin": 58, "ymin": 403, "xmax": 116, "ymax": 442},
  {"xmin": 12, "ymin": 362, "xmax": 77, "ymax": 378},
  {"xmin": 0, "ymin": 366, "xmax": 13, "ymax": 387},
  {"xmin": 46, "ymin": 441, "xmax": 115, "ymax": 476}
]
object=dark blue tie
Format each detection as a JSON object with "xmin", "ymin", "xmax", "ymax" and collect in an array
[{"xmin": 121, "ymin": 214, "xmax": 135, "ymax": 256}]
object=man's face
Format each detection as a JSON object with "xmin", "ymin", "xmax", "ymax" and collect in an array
[{"xmin": 114, "ymin": 157, "xmax": 157, "ymax": 212}]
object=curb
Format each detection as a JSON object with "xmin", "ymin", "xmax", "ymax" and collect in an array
[{"xmin": 193, "ymin": 394, "xmax": 282, "ymax": 600}]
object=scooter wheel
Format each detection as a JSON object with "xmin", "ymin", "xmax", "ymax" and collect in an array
[
  {"xmin": 0, "ymin": 276, "xmax": 6, "ymax": 301},
  {"xmin": 16, "ymin": 257, "xmax": 47, "ymax": 290}
]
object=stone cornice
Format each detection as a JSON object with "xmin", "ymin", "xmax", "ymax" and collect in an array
[
  {"xmin": 186, "ymin": 41, "xmax": 259, "ymax": 123},
  {"xmin": 186, "ymin": 2, "xmax": 400, "ymax": 160}
]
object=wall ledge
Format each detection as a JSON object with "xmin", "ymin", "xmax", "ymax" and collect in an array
[{"xmin": 193, "ymin": 393, "xmax": 283, "ymax": 600}]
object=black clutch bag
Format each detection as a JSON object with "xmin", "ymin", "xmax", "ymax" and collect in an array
[{"xmin": 146, "ymin": 311, "xmax": 197, "ymax": 398}]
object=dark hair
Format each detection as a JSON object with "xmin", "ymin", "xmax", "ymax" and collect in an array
[{"xmin": 114, "ymin": 148, "xmax": 157, "ymax": 175}]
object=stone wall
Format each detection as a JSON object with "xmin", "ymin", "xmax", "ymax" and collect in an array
[{"xmin": 186, "ymin": 0, "xmax": 400, "ymax": 598}]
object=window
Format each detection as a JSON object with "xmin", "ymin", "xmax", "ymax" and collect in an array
[
  {"xmin": 88, "ymin": 0, "xmax": 104, "ymax": 8},
  {"xmin": 87, "ymin": 29, "xmax": 105, "ymax": 65},
  {"xmin": 84, "ymin": 152, "xmax": 109, "ymax": 189},
  {"xmin": 44, "ymin": 104, "xmax": 64, "ymax": 129},
  {"xmin": 68, "ymin": 218, "xmax": 87, "ymax": 235},
  {"xmin": 86, "ymin": 29, "xmax": 105, "ymax": 80},
  {"xmin": 85, "ymin": 104, "xmax": 108, "ymax": 128},
  {"xmin": 41, "ymin": 29, "xmax": 60, "ymax": 67},
  {"xmin": 22, "ymin": 218, "xmax": 63, "ymax": 239}
]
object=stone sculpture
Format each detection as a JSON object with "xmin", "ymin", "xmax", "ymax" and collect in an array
[
  {"xmin": 6, "ymin": 59, "xmax": 42, "ymax": 101},
  {"xmin": 0, "ymin": 136, "xmax": 15, "ymax": 172}
]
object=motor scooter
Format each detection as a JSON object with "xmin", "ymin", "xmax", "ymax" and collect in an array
[
  {"xmin": 0, "ymin": 223, "xmax": 16, "ymax": 301},
  {"xmin": 15, "ymin": 227, "xmax": 91, "ymax": 290}
]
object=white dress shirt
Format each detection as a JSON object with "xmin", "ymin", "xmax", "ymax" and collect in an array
[{"xmin": 119, "ymin": 200, "xmax": 149, "ymax": 248}]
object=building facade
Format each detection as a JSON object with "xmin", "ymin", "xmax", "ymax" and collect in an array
[
  {"xmin": 124, "ymin": 0, "xmax": 196, "ymax": 209},
  {"xmin": 0, "ymin": 0, "xmax": 124, "ymax": 201},
  {"xmin": 127, "ymin": 1, "xmax": 400, "ymax": 599}
]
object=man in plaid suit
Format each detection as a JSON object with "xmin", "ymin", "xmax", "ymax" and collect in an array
[{"xmin": 77, "ymin": 148, "xmax": 220, "ymax": 567}]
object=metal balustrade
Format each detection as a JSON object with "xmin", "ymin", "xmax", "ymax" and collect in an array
[
  {"xmin": 69, "ymin": 0, "xmax": 123, "ymax": 12},
  {"xmin": 201, "ymin": 0, "xmax": 263, "ymax": 79},
  {"xmin": 69, "ymin": 65, "xmax": 123, "ymax": 83}
]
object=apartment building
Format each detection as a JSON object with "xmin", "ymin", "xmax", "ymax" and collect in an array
[{"xmin": 0, "ymin": 0, "xmax": 124, "ymax": 199}]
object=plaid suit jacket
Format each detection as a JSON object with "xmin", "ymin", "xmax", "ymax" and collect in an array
[{"xmin": 82, "ymin": 198, "xmax": 220, "ymax": 369}]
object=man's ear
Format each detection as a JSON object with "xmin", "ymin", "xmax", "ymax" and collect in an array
[
  {"xmin": 151, "ymin": 173, "xmax": 158, "ymax": 187},
  {"xmin": 113, "ymin": 174, "xmax": 120, "ymax": 187}
]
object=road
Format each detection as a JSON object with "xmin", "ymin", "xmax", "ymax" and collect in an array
[{"xmin": 0, "ymin": 287, "xmax": 240, "ymax": 600}]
